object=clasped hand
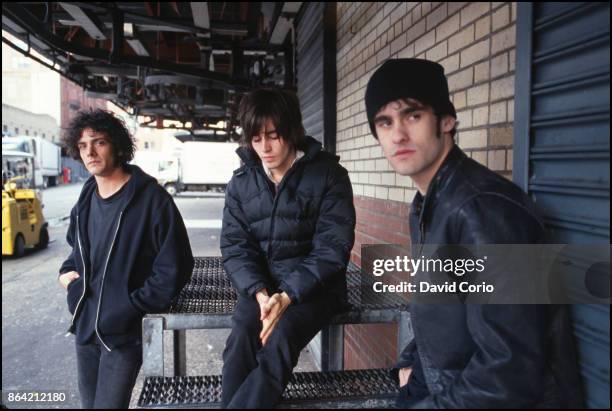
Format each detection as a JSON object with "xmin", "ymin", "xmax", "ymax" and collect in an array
[{"xmin": 256, "ymin": 290, "xmax": 292, "ymax": 345}]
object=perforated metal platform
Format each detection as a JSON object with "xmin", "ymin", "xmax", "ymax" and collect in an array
[
  {"xmin": 169, "ymin": 257, "xmax": 407, "ymax": 319},
  {"xmin": 138, "ymin": 368, "xmax": 398, "ymax": 408}
]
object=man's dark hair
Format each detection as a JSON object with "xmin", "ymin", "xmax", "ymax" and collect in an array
[
  {"xmin": 238, "ymin": 88, "xmax": 306, "ymax": 151},
  {"xmin": 63, "ymin": 109, "xmax": 136, "ymax": 166}
]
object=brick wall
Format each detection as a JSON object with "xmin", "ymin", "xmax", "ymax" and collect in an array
[{"xmin": 336, "ymin": 2, "xmax": 517, "ymax": 370}]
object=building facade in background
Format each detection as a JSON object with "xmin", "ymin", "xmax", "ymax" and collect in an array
[
  {"xmin": 2, "ymin": 103, "xmax": 59, "ymax": 141},
  {"xmin": 2, "ymin": 32, "xmax": 60, "ymax": 125}
]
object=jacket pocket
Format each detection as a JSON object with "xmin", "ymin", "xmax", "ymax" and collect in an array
[
  {"xmin": 98, "ymin": 289, "xmax": 144, "ymax": 335},
  {"xmin": 66, "ymin": 277, "xmax": 83, "ymax": 315}
]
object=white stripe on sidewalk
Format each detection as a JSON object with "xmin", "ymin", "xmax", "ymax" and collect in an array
[{"xmin": 183, "ymin": 219, "xmax": 223, "ymax": 229}]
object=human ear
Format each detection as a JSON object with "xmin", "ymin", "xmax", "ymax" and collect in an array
[{"xmin": 441, "ymin": 115, "xmax": 456, "ymax": 134}]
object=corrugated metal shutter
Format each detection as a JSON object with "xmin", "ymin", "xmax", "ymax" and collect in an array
[
  {"xmin": 295, "ymin": 2, "xmax": 341, "ymax": 371},
  {"xmin": 295, "ymin": 2, "xmax": 336, "ymax": 152},
  {"xmin": 515, "ymin": 3, "xmax": 610, "ymax": 408}
]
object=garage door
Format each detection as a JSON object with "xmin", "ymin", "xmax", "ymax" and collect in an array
[{"xmin": 514, "ymin": 3, "xmax": 610, "ymax": 408}]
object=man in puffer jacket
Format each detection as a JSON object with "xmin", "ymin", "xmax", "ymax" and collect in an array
[{"xmin": 220, "ymin": 88, "xmax": 356, "ymax": 408}]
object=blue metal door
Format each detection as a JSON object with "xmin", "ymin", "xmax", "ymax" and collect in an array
[{"xmin": 514, "ymin": 3, "xmax": 610, "ymax": 408}]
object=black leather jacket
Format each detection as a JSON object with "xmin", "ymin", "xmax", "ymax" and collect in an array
[{"xmin": 395, "ymin": 145, "xmax": 583, "ymax": 408}]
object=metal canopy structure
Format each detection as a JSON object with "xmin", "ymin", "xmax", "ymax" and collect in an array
[{"xmin": 2, "ymin": 2, "xmax": 303, "ymax": 139}]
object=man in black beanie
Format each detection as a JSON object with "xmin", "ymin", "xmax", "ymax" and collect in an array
[{"xmin": 364, "ymin": 58, "xmax": 583, "ymax": 408}]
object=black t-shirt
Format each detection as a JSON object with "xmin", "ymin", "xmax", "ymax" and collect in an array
[
  {"xmin": 75, "ymin": 181, "xmax": 129, "ymax": 345},
  {"xmin": 88, "ymin": 183, "xmax": 129, "ymax": 279}
]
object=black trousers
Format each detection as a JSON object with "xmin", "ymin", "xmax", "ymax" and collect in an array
[{"xmin": 221, "ymin": 293, "xmax": 340, "ymax": 408}]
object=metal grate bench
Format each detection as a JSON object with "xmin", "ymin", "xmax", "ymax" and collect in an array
[
  {"xmin": 139, "ymin": 369, "xmax": 398, "ymax": 408},
  {"xmin": 139, "ymin": 257, "xmax": 412, "ymax": 408},
  {"xmin": 170, "ymin": 256, "xmax": 408, "ymax": 317}
]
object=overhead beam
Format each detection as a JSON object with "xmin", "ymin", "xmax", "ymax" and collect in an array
[
  {"xmin": 110, "ymin": 7, "xmax": 123, "ymax": 63},
  {"xmin": 123, "ymin": 22, "xmax": 150, "ymax": 57},
  {"xmin": 2, "ymin": 3, "xmax": 245, "ymax": 85},
  {"xmin": 60, "ymin": 3, "xmax": 211, "ymax": 35},
  {"xmin": 59, "ymin": 19, "xmax": 194, "ymax": 33},
  {"xmin": 190, "ymin": 2, "xmax": 211, "ymax": 70},
  {"xmin": 83, "ymin": 65, "xmax": 140, "ymax": 78},
  {"xmin": 269, "ymin": 2, "xmax": 302, "ymax": 45},
  {"xmin": 55, "ymin": 12, "xmax": 246, "ymax": 35},
  {"xmin": 126, "ymin": 38, "xmax": 150, "ymax": 56},
  {"xmin": 59, "ymin": 2, "xmax": 106, "ymax": 40},
  {"xmin": 190, "ymin": 2, "xmax": 210, "ymax": 38},
  {"xmin": 211, "ymin": 23, "xmax": 248, "ymax": 37}
]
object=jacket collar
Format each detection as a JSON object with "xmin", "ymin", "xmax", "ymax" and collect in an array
[
  {"xmin": 75, "ymin": 164, "xmax": 155, "ymax": 214},
  {"xmin": 411, "ymin": 144, "xmax": 467, "ymax": 225},
  {"xmin": 235, "ymin": 135, "xmax": 323, "ymax": 167},
  {"xmin": 262, "ymin": 150, "xmax": 305, "ymax": 184}
]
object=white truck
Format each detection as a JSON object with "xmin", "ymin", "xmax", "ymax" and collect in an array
[
  {"xmin": 1, "ymin": 136, "xmax": 62, "ymax": 188},
  {"xmin": 131, "ymin": 141, "xmax": 240, "ymax": 196},
  {"xmin": 131, "ymin": 150, "xmax": 180, "ymax": 188}
]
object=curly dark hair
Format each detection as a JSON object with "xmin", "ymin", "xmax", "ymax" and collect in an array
[{"xmin": 62, "ymin": 109, "xmax": 136, "ymax": 166}]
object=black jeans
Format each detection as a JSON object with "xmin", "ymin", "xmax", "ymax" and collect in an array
[
  {"xmin": 75, "ymin": 336, "xmax": 142, "ymax": 409},
  {"xmin": 221, "ymin": 293, "xmax": 340, "ymax": 408}
]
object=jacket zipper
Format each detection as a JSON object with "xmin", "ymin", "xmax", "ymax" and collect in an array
[
  {"xmin": 94, "ymin": 210, "xmax": 124, "ymax": 352},
  {"xmin": 261, "ymin": 160, "xmax": 304, "ymax": 258},
  {"xmin": 66, "ymin": 214, "xmax": 88, "ymax": 336},
  {"xmin": 420, "ymin": 220, "xmax": 426, "ymax": 243},
  {"xmin": 417, "ymin": 220, "xmax": 426, "ymax": 256}
]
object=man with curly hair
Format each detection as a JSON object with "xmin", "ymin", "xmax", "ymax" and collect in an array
[{"xmin": 58, "ymin": 109, "xmax": 194, "ymax": 408}]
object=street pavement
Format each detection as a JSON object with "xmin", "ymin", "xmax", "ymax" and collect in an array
[{"xmin": 2, "ymin": 182, "xmax": 316, "ymax": 409}]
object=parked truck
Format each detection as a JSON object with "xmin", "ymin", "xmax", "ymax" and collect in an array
[
  {"xmin": 1, "ymin": 136, "xmax": 62, "ymax": 188},
  {"xmin": 131, "ymin": 150, "xmax": 180, "ymax": 188},
  {"xmin": 131, "ymin": 141, "xmax": 240, "ymax": 196}
]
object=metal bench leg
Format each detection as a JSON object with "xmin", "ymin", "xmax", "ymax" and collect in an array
[
  {"xmin": 173, "ymin": 330, "xmax": 187, "ymax": 376},
  {"xmin": 142, "ymin": 316, "xmax": 165, "ymax": 377},
  {"xmin": 397, "ymin": 310, "xmax": 414, "ymax": 357},
  {"xmin": 321, "ymin": 324, "xmax": 344, "ymax": 371}
]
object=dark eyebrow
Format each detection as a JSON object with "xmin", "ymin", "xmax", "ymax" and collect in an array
[
  {"xmin": 373, "ymin": 114, "xmax": 391, "ymax": 123},
  {"xmin": 400, "ymin": 107, "xmax": 423, "ymax": 115},
  {"xmin": 252, "ymin": 129, "xmax": 277, "ymax": 138},
  {"xmin": 78, "ymin": 137, "xmax": 109, "ymax": 145},
  {"xmin": 374, "ymin": 107, "xmax": 422, "ymax": 123}
]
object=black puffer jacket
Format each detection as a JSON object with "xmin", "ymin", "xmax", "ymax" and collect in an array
[
  {"xmin": 396, "ymin": 145, "xmax": 583, "ymax": 408},
  {"xmin": 220, "ymin": 136, "xmax": 356, "ymax": 304}
]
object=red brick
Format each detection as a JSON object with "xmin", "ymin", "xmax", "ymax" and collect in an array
[{"xmin": 345, "ymin": 196, "xmax": 414, "ymax": 369}]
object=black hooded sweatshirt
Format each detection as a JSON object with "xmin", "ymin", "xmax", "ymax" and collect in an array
[{"xmin": 60, "ymin": 164, "xmax": 194, "ymax": 351}]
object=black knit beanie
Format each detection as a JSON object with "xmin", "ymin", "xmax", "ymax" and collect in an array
[{"xmin": 365, "ymin": 58, "xmax": 457, "ymax": 138}]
